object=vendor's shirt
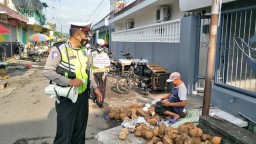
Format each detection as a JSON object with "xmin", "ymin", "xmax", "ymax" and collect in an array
[{"xmin": 168, "ymin": 83, "xmax": 187, "ymax": 114}]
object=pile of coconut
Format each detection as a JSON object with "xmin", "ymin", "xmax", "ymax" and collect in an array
[
  {"xmin": 108, "ymin": 103, "xmax": 222, "ymax": 144},
  {"xmin": 108, "ymin": 103, "xmax": 159, "ymax": 124}
]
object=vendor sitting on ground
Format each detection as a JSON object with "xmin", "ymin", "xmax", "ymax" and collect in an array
[{"xmin": 155, "ymin": 72, "xmax": 187, "ymax": 121}]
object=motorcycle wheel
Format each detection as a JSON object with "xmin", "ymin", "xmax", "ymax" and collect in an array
[
  {"xmin": 116, "ymin": 75, "xmax": 132, "ymax": 94},
  {"xmin": 108, "ymin": 63, "xmax": 116, "ymax": 75},
  {"xmin": 14, "ymin": 54, "xmax": 20, "ymax": 60}
]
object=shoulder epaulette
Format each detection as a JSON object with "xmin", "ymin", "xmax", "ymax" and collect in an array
[{"xmin": 52, "ymin": 41, "xmax": 66, "ymax": 48}]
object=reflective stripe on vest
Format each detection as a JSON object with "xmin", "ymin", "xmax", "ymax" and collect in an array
[{"xmin": 58, "ymin": 44, "xmax": 89, "ymax": 94}]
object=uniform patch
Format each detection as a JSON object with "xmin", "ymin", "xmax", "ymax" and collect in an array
[
  {"xmin": 52, "ymin": 51, "xmax": 59, "ymax": 59},
  {"xmin": 82, "ymin": 50, "xmax": 87, "ymax": 56}
]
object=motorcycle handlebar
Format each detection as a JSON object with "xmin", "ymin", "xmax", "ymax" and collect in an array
[{"xmin": 120, "ymin": 50, "xmax": 133, "ymax": 59}]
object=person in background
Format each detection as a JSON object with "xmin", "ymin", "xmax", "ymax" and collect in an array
[
  {"xmin": 91, "ymin": 39, "xmax": 110, "ymax": 108},
  {"xmin": 84, "ymin": 37, "xmax": 91, "ymax": 54},
  {"xmin": 0, "ymin": 44, "xmax": 7, "ymax": 61},
  {"xmin": 34, "ymin": 42, "xmax": 40, "ymax": 52},
  {"xmin": 43, "ymin": 41, "xmax": 50, "ymax": 55},
  {"xmin": 155, "ymin": 72, "xmax": 187, "ymax": 121}
]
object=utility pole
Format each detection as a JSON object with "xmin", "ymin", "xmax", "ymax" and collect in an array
[
  {"xmin": 109, "ymin": 0, "xmax": 112, "ymax": 52},
  {"xmin": 202, "ymin": 0, "xmax": 220, "ymax": 115}
]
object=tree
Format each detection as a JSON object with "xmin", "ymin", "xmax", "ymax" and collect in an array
[{"xmin": 54, "ymin": 31, "xmax": 63, "ymax": 39}]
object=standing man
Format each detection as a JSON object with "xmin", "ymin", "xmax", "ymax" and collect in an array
[
  {"xmin": 91, "ymin": 39, "xmax": 110, "ymax": 108},
  {"xmin": 43, "ymin": 28, "xmax": 102, "ymax": 144},
  {"xmin": 0, "ymin": 44, "xmax": 6, "ymax": 61},
  {"xmin": 155, "ymin": 72, "xmax": 187, "ymax": 121}
]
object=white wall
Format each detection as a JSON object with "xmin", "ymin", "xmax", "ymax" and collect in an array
[
  {"xmin": 114, "ymin": 23, "xmax": 124, "ymax": 32},
  {"xmin": 170, "ymin": 1, "xmax": 184, "ymax": 20},
  {"xmin": 134, "ymin": 7, "xmax": 156, "ymax": 28},
  {"xmin": 113, "ymin": 1, "xmax": 183, "ymax": 32},
  {"xmin": 180, "ymin": 0, "xmax": 236, "ymax": 12}
]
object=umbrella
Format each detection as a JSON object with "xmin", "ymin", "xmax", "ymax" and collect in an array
[
  {"xmin": 48, "ymin": 35, "xmax": 56, "ymax": 40},
  {"xmin": 0, "ymin": 24, "xmax": 10, "ymax": 34},
  {"xmin": 29, "ymin": 33, "xmax": 49, "ymax": 42},
  {"xmin": 0, "ymin": 34, "xmax": 10, "ymax": 42}
]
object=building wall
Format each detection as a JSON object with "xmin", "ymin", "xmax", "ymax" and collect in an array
[
  {"xmin": 9, "ymin": 25, "xmax": 17, "ymax": 42},
  {"xmin": 27, "ymin": 28, "xmax": 34, "ymax": 38},
  {"xmin": 178, "ymin": 16, "xmax": 200, "ymax": 94},
  {"xmin": 113, "ymin": 23, "xmax": 123, "ymax": 32},
  {"xmin": 179, "ymin": 0, "xmax": 235, "ymax": 12},
  {"xmin": 111, "ymin": 15, "xmax": 200, "ymax": 94},
  {"xmin": 16, "ymin": 26, "xmax": 23, "ymax": 42},
  {"xmin": 114, "ymin": 1, "xmax": 183, "ymax": 31},
  {"xmin": 111, "ymin": 41, "xmax": 180, "ymax": 73},
  {"xmin": 134, "ymin": 8, "xmax": 156, "ymax": 28},
  {"xmin": 170, "ymin": 1, "xmax": 184, "ymax": 20},
  {"xmin": 211, "ymin": 86, "xmax": 256, "ymax": 121},
  {"xmin": 0, "ymin": 0, "xmax": 18, "ymax": 12}
]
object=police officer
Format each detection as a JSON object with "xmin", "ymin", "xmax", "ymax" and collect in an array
[
  {"xmin": 43, "ymin": 28, "xmax": 102, "ymax": 144},
  {"xmin": 91, "ymin": 39, "xmax": 110, "ymax": 108}
]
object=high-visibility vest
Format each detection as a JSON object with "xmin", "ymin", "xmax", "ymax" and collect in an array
[
  {"xmin": 91, "ymin": 49, "xmax": 110, "ymax": 73},
  {"xmin": 56, "ymin": 43, "xmax": 89, "ymax": 94}
]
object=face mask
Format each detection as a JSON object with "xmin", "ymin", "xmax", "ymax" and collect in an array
[{"xmin": 78, "ymin": 35, "xmax": 87, "ymax": 47}]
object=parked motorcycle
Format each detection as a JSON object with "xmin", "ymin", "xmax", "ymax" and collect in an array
[
  {"xmin": 113, "ymin": 48, "xmax": 170, "ymax": 95},
  {"xmin": 115, "ymin": 60, "xmax": 151, "ymax": 95},
  {"xmin": 14, "ymin": 48, "xmax": 41, "ymax": 62},
  {"xmin": 114, "ymin": 50, "xmax": 150, "ymax": 95},
  {"xmin": 108, "ymin": 50, "xmax": 135, "ymax": 76}
]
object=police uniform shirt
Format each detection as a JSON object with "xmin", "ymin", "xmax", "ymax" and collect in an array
[{"xmin": 43, "ymin": 42, "xmax": 97, "ymax": 89}]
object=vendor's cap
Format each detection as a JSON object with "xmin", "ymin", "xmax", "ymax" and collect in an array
[
  {"xmin": 167, "ymin": 72, "xmax": 181, "ymax": 82},
  {"xmin": 97, "ymin": 39, "xmax": 105, "ymax": 46}
]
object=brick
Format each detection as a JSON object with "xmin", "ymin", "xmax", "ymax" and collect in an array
[{"xmin": 199, "ymin": 116, "xmax": 256, "ymax": 144}]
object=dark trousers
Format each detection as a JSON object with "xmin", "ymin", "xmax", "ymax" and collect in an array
[
  {"xmin": 54, "ymin": 91, "xmax": 89, "ymax": 144},
  {"xmin": 94, "ymin": 73, "xmax": 107, "ymax": 103}
]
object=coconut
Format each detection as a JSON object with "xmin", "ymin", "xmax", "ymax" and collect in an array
[
  {"xmin": 211, "ymin": 136, "xmax": 222, "ymax": 144},
  {"xmin": 143, "ymin": 107, "xmax": 149, "ymax": 112},
  {"xmin": 145, "ymin": 103, "xmax": 151, "ymax": 108}
]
